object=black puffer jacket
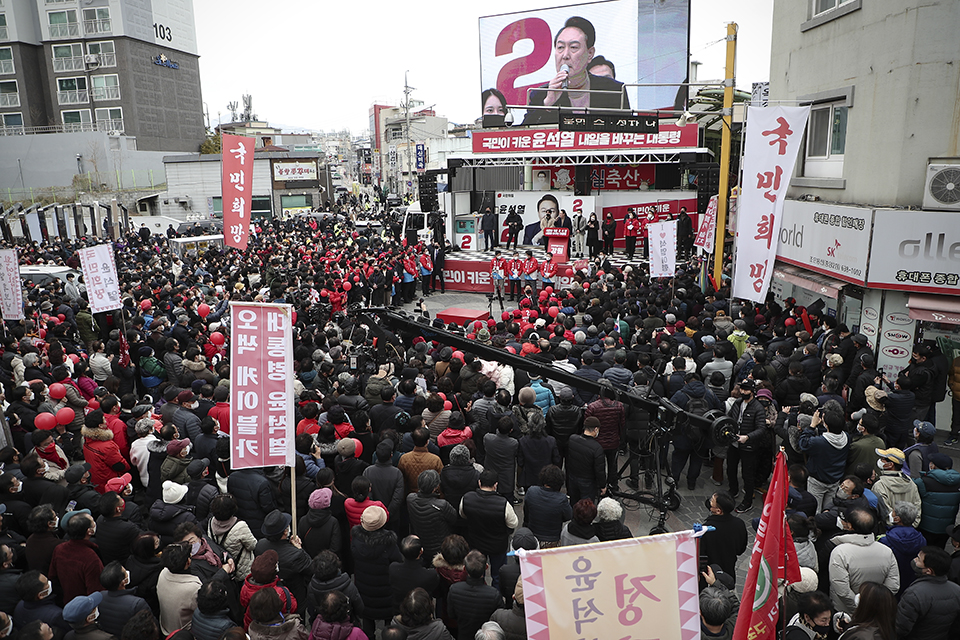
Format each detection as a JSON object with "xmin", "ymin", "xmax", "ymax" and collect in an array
[
  {"xmin": 226, "ymin": 469, "xmax": 278, "ymax": 538},
  {"xmin": 439, "ymin": 464, "xmax": 479, "ymax": 513},
  {"xmin": 147, "ymin": 499, "xmax": 197, "ymax": 545},
  {"xmin": 350, "ymin": 525, "xmax": 402, "ymax": 620},
  {"xmin": 545, "ymin": 402, "xmax": 582, "ymax": 445},
  {"xmin": 97, "ymin": 589, "xmax": 151, "ymax": 637},
  {"xmin": 297, "ymin": 508, "xmax": 341, "ymax": 559},
  {"xmin": 727, "ymin": 397, "xmax": 767, "ymax": 452},
  {"xmin": 406, "ymin": 492, "xmax": 457, "ymax": 562},
  {"xmin": 306, "ymin": 571, "xmax": 364, "ymax": 621},
  {"xmin": 337, "ymin": 394, "xmax": 370, "ymax": 423}
]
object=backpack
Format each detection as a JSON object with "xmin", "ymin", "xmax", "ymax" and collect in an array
[{"xmin": 685, "ymin": 395, "xmax": 710, "ymax": 418}]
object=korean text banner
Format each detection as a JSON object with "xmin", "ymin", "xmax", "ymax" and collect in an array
[
  {"xmin": 78, "ymin": 244, "xmax": 122, "ymax": 314},
  {"xmin": 519, "ymin": 531, "xmax": 700, "ymax": 640},
  {"xmin": 648, "ymin": 220, "xmax": 678, "ymax": 278},
  {"xmin": 229, "ymin": 303, "xmax": 295, "ymax": 470},
  {"xmin": 0, "ymin": 249, "xmax": 22, "ymax": 320},
  {"xmin": 732, "ymin": 106, "xmax": 810, "ymax": 303},
  {"xmin": 694, "ymin": 194, "xmax": 718, "ymax": 254},
  {"xmin": 222, "ymin": 134, "xmax": 255, "ymax": 250},
  {"xmin": 479, "ymin": 0, "xmax": 689, "ymax": 124}
]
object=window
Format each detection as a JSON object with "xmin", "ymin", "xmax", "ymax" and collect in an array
[
  {"xmin": 82, "ymin": 7, "xmax": 111, "ymax": 34},
  {"xmin": 48, "ymin": 10, "xmax": 79, "ymax": 38},
  {"xmin": 807, "ymin": 104, "xmax": 847, "ymax": 158},
  {"xmin": 57, "ymin": 76, "xmax": 87, "ymax": 104},
  {"xmin": 61, "ymin": 109, "xmax": 91, "ymax": 132},
  {"xmin": 0, "ymin": 47, "xmax": 11, "ymax": 74},
  {"xmin": 211, "ymin": 196, "xmax": 222, "ymax": 216},
  {"xmin": 813, "ymin": 0, "xmax": 854, "ymax": 16},
  {"xmin": 0, "ymin": 14, "xmax": 7, "ymax": 41},
  {"xmin": 90, "ymin": 74, "xmax": 119, "ymax": 100},
  {"xmin": 87, "ymin": 41, "xmax": 115, "ymax": 67},
  {"xmin": 252, "ymin": 196, "xmax": 272, "ymax": 219},
  {"xmin": 52, "ymin": 42, "xmax": 83, "ymax": 72},
  {"xmin": 281, "ymin": 194, "xmax": 312, "ymax": 210},
  {"xmin": 0, "ymin": 112, "xmax": 22, "ymax": 135},
  {"xmin": 0, "ymin": 79, "xmax": 17, "ymax": 107},
  {"xmin": 95, "ymin": 107, "xmax": 122, "ymax": 132}
]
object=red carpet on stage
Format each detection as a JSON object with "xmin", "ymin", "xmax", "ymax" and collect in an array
[{"xmin": 436, "ymin": 308, "xmax": 490, "ymax": 325}]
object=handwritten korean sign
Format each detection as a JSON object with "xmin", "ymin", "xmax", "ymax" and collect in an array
[
  {"xmin": 0, "ymin": 249, "xmax": 23, "ymax": 320},
  {"xmin": 229, "ymin": 303, "xmax": 295, "ymax": 470},
  {"xmin": 221, "ymin": 133, "xmax": 255, "ymax": 250},
  {"xmin": 732, "ymin": 106, "xmax": 810, "ymax": 302},
  {"xmin": 519, "ymin": 531, "xmax": 700, "ymax": 640},
  {"xmin": 78, "ymin": 244, "xmax": 122, "ymax": 314},
  {"xmin": 648, "ymin": 220, "xmax": 677, "ymax": 279}
]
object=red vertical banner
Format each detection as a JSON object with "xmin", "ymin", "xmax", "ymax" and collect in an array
[
  {"xmin": 221, "ymin": 134, "xmax": 255, "ymax": 250},
  {"xmin": 229, "ymin": 303, "xmax": 295, "ymax": 470},
  {"xmin": 733, "ymin": 451, "xmax": 802, "ymax": 640}
]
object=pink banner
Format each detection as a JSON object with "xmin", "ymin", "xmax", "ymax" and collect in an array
[
  {"xmin": 473, "ymin": 123, "xmax": 698, "ymax": 154},
  {"xmin": 732, "ymin": 106, "xmax": 810, "ymax": 302},
  {"xmin": 229, "ymin": 303, "xmax": 295, "ymax": 470},
  {"xmin": 78, "ymin": 244, "xmax": 122, "ymax": 314},
  {"xmin": 0, "ymin": 249, "xmax": 23, "ymax": 320},
  {"xmin": 694, "ymin": 194, "xmax": 718, "ymax": 253},
  {"xmin": 442, "ymin": 258, "xmax": 576, "ymax": 294},
  {"xmin": 222, "ymin": 134, "xmax": 255, "ymax": 250}
]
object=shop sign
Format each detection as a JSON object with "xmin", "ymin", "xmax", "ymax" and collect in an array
[
  {"xmin": 775, "ymin": 200, "xmax": 871, "ymax": 285},
  {"xmin": 868, "ymin": 209, "xmax": 960, "ymax": 295}
]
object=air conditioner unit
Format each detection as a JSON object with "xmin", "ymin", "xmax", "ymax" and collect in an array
[
  {"xmin": 84, "ymin": 54, "xmax": 100, "ymax": 65},
  {"xmin": 923, "ymin": 162, "xmax": 960, "ymax": 211}
]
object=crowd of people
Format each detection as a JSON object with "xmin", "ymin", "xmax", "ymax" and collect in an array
[{"xmin": 0, "ymin": 210, "xmax": 958, "ymax": 640}]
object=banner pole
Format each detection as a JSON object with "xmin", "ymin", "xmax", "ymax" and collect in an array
[
  {"xmin": 713, "ymin": 22, "xmax": 738, "ymax": 287},
  {"xmin": 290, "ymin": 463, "xmax": 297, "ymax": 538}
]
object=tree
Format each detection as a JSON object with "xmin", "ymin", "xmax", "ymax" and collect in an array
[{"xmin": 200, "ymin": 132, "xmax": 221, "ymax": 155}]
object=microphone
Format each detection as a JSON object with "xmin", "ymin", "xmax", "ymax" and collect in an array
[{"xmin": 560, "ymin": 64, "xmax": 569, "ymax": 90}]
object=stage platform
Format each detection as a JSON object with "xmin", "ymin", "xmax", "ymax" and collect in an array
[{"xmin": 436, "ymin": 307, "xmax": 491, "ymax": 325}]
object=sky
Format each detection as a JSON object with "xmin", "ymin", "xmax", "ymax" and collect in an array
[{"xmin": 194, "ymin": 0, "xmax": 773, "ymax": 135}]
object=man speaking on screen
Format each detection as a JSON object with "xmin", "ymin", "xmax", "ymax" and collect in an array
[{"xmin": 522, "ymin": 16, "xmax": 630, "ymax": 125}]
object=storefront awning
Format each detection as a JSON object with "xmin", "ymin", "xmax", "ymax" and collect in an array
[
  {"xmin": 907, "ymin": 294, "xmax": 960, "ymax": 325},
  {"xmin": 772, "ymin": 261, "xmax": 846, "ymax": 299}
]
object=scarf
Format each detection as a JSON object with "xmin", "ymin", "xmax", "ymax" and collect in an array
[
  {"xmin": 192, "ymin": 537, "xmax": 223, "ymax": 569},
  {"xmin": 36, "ymin": 442, "xmax": 67, "ymax": 470}
]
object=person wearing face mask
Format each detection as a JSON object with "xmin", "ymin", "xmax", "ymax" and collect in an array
[
  {"xmin": 699, "ymin": 491, "xmax": 747, "ymax": 581},
  {"xmin": 160, "ymin": 439, "xmax": 193, "ymax": 485},
  {"xmin": 827, "ymin": 507, "xmax": 899, "ymax": 614},
  {"xmin": 30, "ymin": 430, "xmax": 68, "ymax": 483},
  {"xmin": 254, "ymin": 510, "xmax": 313, "ymax": 616},
  {"xmin": 896, "ymin": 547, "xmax": 960, "ymax": 640},
  {"xmin": 49, "ymin": 511, "xmax": 103, "ymax": 605},
  {"xmin": 846, "ymin": 413, "xmax": 885, "ymax": 475},
  {"xmin": 95, "ymin": 560, "xmax": 150, "ymax": 637},
  {"xmin": 172, "ymin": 390, "xmax": 203, "ymax": 443},
  {"xmin": 12, "ymin": 571, "xmax": 70, "ymax": 636},
  {"xmin": 872, "ymin": 449, "xmax": 922, "ymax": 528},
  {"xmin": 878, "ymin": 502, "xmax": 927, "ymax": 596},
  {"xmin": 19, "ymin": 457, "xmax": 66, "ymax": 511},
  {"xmin": 25, "ymin": 505, "xmax": 62, "ymax": 573},
  {"xmin": 0, "ymin": 473, "xmax": 31, "ymax": 531},
  {"xmin": 81, "ymin": 410, "xmax": 129, "ymax": 494},
  {"xmin": 725, "ymin": 379, "xmax": 769, "ymax": 513},
  {"xmin": 61, "ymin": 591, "xmax": 112, "ymax": 640},
  {"xmin": 785, "ymin": 591, "xmax": 834, "ymax": 640}
]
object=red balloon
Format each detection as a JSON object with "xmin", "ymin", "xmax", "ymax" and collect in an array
[
  {"xmin": 35, "ymin": 412, "xmax": 57, "ymax": 430},
  {"xmin": 140, "ymin": 299, "xmax": 152, "ymax": 310},
  {"xmin": 57, "ymin": 314, "xmax": 66, "ymax": 322},
  {"xmin": 39, "ymin": 329, "xmax": 46, "ymax": 339},
  {"xmin": 48, "ymin": 317, "xmax": 59, "ymax": 325},
  {"xmin": 48, "ymin": 383, "xmax": 66, "ymax": 400},
  {"xmin": 597, "ymin": 271, "xmax": 605, "ymax": 277},
  {"xmin": 437, "ymin": 392, "xmax": 447, "ymax": 401},
  {"xmin": 443, "ymin": 401, "xmax": 453, "ymax": 411},
  {"xmin": 353, "ymin": 276, "xmax": 360, "ymax": 282},
  {"xmin": 321, "ymin": 289, "xmax": 329, "ymax": 297},
  {"xmin": 209, "ymin": 332, "xmax": 226, "ymax": 346},
  {"xmin": 545, "ymin": 286, "xmax": 554, "ymax": 294},
  {"xmin": 68, "ymin": 354, "xmax": 80, "ymax": 364},
  {"xmin": 548, "ymin": 307, "xmax": 559, "ymax": 318},
  {"xmin": 197, "ymin": 303, "xmax": 211, "ymax": 318},
  {"xmin": 342, "ymin": 281, "xmax": 352, "ymax": 291},
  {"xmin": 56, "ymin": 407, "xmax": 75, "ymax": 425},
  {"xmin": 87, "ymin": 399, "xmax": 100, "ymax": 410},
  {"xmin": 564, "ymin": 268, "xmax": 574, "ymax": 276}
]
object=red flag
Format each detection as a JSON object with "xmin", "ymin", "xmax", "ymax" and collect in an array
[
  {"xmin": 118, "ymin": 331, "xmax": 130, "ymax": 369},
  {"xmin": 221, "ymin": 134, "xmax": 255, "ymax": 250},
  {"xmin": 733, "ymin": 451, "xmax": 802, "ymax": 640}
]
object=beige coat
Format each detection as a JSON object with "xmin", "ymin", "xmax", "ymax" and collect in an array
[{"xmin": 157, "ymin": 568, "xmax": 201, "ymax": 634}]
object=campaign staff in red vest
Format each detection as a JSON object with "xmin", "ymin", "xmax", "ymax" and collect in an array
[
  {"xmin": 490, "ymin": 250, "xmax": 506, "ymax": 299},
  {"xmin": 508, "ymin": 250, "xmax": 523, "ymax": 301},
  {"xmin": 523, "ymin": 250, "xmax": 539, "ymax": 292},
  {"xmin": 540, "ymin": 253, "xmax": 558, "ymax": 290},
  {"xmin": 418, "ymin": 247, "xmax": 434, "ymax": 296},
  {"xmin": 624, "ymin": 209, "xmax": 639, "ymax": 260}
]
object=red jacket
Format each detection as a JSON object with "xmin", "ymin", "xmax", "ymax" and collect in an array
[
  {"xmin": 240, "ymin": 576, "xmax": 297, "ymax": 630},
  {"xmin": 208, "ymin": 402, "xmax": 230, "ymax": 434},
  {"xmin": 403, "ymin": 256, "xmax": 418, "ymax": 276},
  {"xmin": 419, "ymin": 254, "xmax": 433, "ymax": 272},
  {"xmin": 540, "ymin": 260, "xmax": 557, "ymax": 279},
  {"xmin": 344, "ymin": 497, "xmax": 389, "ymax": 529},
  {"xmin": 490, "ymin": 257, "xmax": 506, "ymax": 277},
  {"xmin": 523, "ymin": 257, "xmax": 539, "ymax": 275},
  {"xmin": 508, "ymin": 259, "xmax": 523, "ymax": 278},
  {"xmin": 48, "ymin": 539, "xmax": 103, "ymax": 604},
  {"xmin": 82, "ymin": 424, "xmax": 129, "ymax": 492},
  {"xmin": 624, "ymin": 218, "xmax": 639, "ymax": 238},
  {"xmin": 104, "ymin": 412, "xmax": 130, "ymax": 460}
]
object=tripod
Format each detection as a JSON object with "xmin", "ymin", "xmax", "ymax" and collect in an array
[{"xmin": 608, "ymin": 425, "xmax": 680, "ymax": 535}]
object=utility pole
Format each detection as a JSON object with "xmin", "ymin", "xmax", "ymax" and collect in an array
[
  {"xmin": 713, "ymin": 22, "xmax": 738, "ymax": 287},
  {"xmin": 403, "ymin": 72, "xmax": 414, "ymax": 198}
]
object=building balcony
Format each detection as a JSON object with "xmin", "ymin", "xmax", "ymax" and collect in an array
[
  {"xmin": 0, "ymin": 60, "xmax": 12, "ymax": 74},
  {"xmin": 49, "ymin": 23, "xmax": 81, "ymax": 39},
  {"xmin": 0, "ymin": 92, "xmax": 19, "ymax": 107},
  {"xmin": 0, "ymin": 121, "xmax": 120, "ymax": 135},
  {"xmin": 84, "ymin": 19, "xmax": 111, "ymax": 35},
  {"xmin": 57, "ymin": 89, "xmax": 88, "ymax": 104},
  {"xmin": 0, "ymin": 125, "xmax": 25, "ymax": 136},
  {"xmin": 97, "ymin": 53, "xmax": 116, "ymax": 67},
  {"xmin": 53, "ymin": 56, "xmax": 85, "ymax": 72},
  {"xmin": 96, "ymin": 118, "xmax": 123, "ymax": 133},
  {"xmin": 91, "ymin": 86, "xmax": 119, "ymax": 101},
  {"xmin": 46, "ymin": 0, "xmax": 77, "ymax": 3}
]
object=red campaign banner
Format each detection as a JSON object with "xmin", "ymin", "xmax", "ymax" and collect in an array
[
  {"xmin": 230, "ymin": 303, "xmax": 295, "ymax": 470},
  {"xmin": 694, "ymin": 194, "xmax": 718, "ymax": 253},
  {"xmin": 443, "ymin": 259, "xmax": 576, "ymax": 294},
  {"xmin": 221, "ymin": 134, "xmax": 255, "ymax": 250},
  {"xmin": 601, "ymin": 197, "xmax": 699, "ymax": 249},
  {"xmin": 472, "ymin": 123, "xmax": 698, "ymax": 154}
]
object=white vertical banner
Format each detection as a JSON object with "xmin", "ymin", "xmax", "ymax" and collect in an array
[
  {"xmin": 0, "ymin": 249, "xmax": 23, "ymax": 320},
  {"xmin": 732, "ymin": 106, "xmax": 810, "ymax": 302},
  {"xmin": 78, "ymin": 243, "xmax": 123, "ymax": 314},
  {"xmin": 25, "ymin": 211, "xmax": 42, "ymax": 243},
  {"xmin": 647, "ymin": 220, "xmax": 677, "ymax": 278},
  {"xmin": 230, "ymin": 302, "xmax": 295, "ymax": 470}
]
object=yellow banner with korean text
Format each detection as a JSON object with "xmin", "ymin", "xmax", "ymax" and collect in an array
[{"xmin": 519, "ymin": 531, "xmax": 700, "ymax": 640}]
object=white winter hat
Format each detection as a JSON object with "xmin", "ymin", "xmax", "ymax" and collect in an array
[{"xmin": 162, "ymin": 480, "xmax": 188, "ymax": 504}]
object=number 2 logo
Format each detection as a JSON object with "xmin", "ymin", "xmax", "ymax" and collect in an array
[{"xmin": 495, "ymin": 18, "xmax": 552, "ymax": 106}]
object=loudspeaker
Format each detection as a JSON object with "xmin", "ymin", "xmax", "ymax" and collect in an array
[{"xmin": 574, "ymin": 165, "xmax": 591, "ymax": 196}]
